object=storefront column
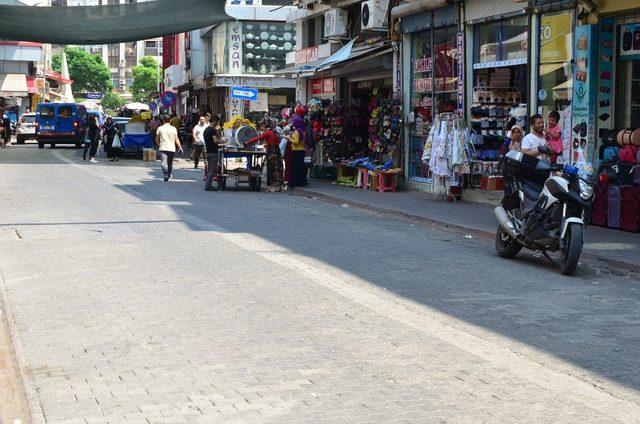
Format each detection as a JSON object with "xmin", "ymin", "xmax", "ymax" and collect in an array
[{"xmin": 529, "ymin": 13, "xmax": 540, "ymax": 118}]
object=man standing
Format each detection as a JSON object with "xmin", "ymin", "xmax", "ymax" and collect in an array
[
  {"xmin": 156, "ymin": 115, "xmax": 183, "ymax": 181},
  {"xmin": 521, "ymin": 114, "xmax": 547, "ymax": 158},
  {"xmin": 203, "ymin": 115, "xmax": 223, "ymax": 191},
  {"xmin": 191, "ymin": 116, "xmax": 207, "ymax": 169},
  {"xmin": 148, "ymin": 115, "xmax": 161, "ymax": 147}
]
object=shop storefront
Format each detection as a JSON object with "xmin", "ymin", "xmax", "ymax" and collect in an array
[
  {"xmin": 401, "ymin": 5, "xmax": 461, "ymax": 186},
  {"xmin": 589, "ymin": 4, "xmax": 640, "ymax": 232}
]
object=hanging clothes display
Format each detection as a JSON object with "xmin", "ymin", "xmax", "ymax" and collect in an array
[{"xmin": 423, "ymin": 113, "xmax": 472, "ymax": 197}]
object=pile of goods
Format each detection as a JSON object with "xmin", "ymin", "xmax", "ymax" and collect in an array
[{"xmin": 591, "ymin": 128, "xmax": 640, "ymax": 232}]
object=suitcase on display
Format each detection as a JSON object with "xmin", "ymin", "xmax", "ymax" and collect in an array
[
  {"xmin": 618, "ymin": 162, "xmax": 635, "ymax": 185},
  {"xmin": 591, "ymin": 184, "xmax": 608, "ymax": 227},
  {"xmin": 620, "ymin": 186, "xmax": 640, "ymax": 232},
  {"xmin": 607, "ymin": 185, "xmax": 622, "ymax": 228}
]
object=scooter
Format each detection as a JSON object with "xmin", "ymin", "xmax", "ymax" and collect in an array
[{"xmin": 494, "ymin": 147, "xmax": 595, "ymax": 275}]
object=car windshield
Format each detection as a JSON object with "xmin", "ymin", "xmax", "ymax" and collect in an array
[{"xmin": 22, "ymin": 115, "xmax": 36, "ymax": 123}]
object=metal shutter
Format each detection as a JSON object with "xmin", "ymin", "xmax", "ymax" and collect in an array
[{"xmin": 464, "ymin": 0, "xmax": 527, "ymax": 23}]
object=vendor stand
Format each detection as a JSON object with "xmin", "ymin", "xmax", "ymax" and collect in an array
[
  {"xmin": 217, "ymin": 148, "xmax": 266, "ymax": 191},
  {"xmin": 217, "ymin": 116, "xmax": 265, "ymax": 191}
]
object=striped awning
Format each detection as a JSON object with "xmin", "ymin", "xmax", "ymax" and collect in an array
[
  {"xmin": 0, "ymin": 0, "xmax": 230, "ymax": 45},
  {"xmin": 0, "ymin": 73, "xmax": 27, "ymax": 97}
]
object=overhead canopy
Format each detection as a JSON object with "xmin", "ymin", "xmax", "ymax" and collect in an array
[
  {"xmin": 0, "ymin": 0, "xmax": 231, "ymax": 45},
  {"xmin": 0, "ymin": 73, "xmax": 28, "ymax": 97}
]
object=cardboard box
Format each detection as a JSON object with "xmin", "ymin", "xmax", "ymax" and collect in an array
[{"xmin": 143, "ymin": 148, "xmax": 156, "ymax": 161}]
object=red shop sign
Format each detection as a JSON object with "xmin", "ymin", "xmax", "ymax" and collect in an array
[
  {"xmin": 311, "ymin": 78, "xmax": 324, "ymax": 94},
  {"xmin": 311, "ymin": 77, "xmax": 335, "ymax": 95}
]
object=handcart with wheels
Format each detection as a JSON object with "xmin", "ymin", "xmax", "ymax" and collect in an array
[{"xmin": 216, "ymin": 147, "xmax": 266, "ymax": 191}]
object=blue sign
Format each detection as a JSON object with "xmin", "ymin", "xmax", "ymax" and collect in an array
[
  {"xmin": 572, "ymin": 24, "xmax": 597, "ymax": 165},
  {"xmin": 149, "ymin": 101, "xmax": 158, "ymax": 111},
  {"xmin": 85, "ymin": 92, "xmax": 103, "ymax": 100},
  {"xmin": 160, "ymin": 91, "xmax": 177, "ymax": 107},
  {"xmin": 230, "ymin": 86, "xmax": 259, "ymax": 101}
]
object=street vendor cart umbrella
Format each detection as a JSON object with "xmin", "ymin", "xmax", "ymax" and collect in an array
[{"xmin": 0, "ymin": 0, "xmax": 231, "ymax": 45}]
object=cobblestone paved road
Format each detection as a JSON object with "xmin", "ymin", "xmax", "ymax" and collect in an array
[{"xmin": 0, "ymin": 144, "xmax": 639, "ymax": 423}]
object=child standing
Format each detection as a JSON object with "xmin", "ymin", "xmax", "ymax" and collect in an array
[{"xmin": 545, "ymin": 111, "xmax": 563, "ymax": 163}]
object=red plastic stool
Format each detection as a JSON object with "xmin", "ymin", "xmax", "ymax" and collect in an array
[
  {"xmin": 358, "ymin": 167, "xmax": 369, "ymax": 189},
  {"xmin": 377, "ymin": 172, "xmax": 396, "ymax": 192}
]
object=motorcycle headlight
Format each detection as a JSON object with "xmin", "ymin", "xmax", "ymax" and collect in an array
[{"xmin": 578, "ymin": 179, "xmax": 594, "ymax": 200}]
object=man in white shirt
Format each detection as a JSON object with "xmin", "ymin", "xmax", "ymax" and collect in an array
[
  {"xmin": 155, "ymin": 115, "xmax": 183, "ymax": 182},
  {"xmin": 521, "ymin": 114, "xmax": 547, "ymax": 158},
  {"xmin": 191, "ymin": 115, "xmax": 207, "ymax": 169}
]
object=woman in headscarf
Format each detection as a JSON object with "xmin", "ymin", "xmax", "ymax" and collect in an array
[
  {"xmin": 103, "ymin": 117, "xmax": 116, "ymax": 159},
  {"xmin": 246, "ymin": 118, "xmax": 284, "ymax": 192},
  {"xmin": 284, "ymin": 114, "xmax": 307, "ymax": 188}
]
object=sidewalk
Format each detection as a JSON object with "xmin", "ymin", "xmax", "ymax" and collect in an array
[{"xmin": 294, "ymin": 181, "xmax": 640, "ymax": 273}]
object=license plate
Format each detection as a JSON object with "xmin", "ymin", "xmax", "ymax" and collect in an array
[{"xmin": 40, "ymin": 125, "xmax": 54, "ymax": 130}]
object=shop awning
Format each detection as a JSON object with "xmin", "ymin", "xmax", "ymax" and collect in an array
[
  {"xmin": 46, "ymin": 70, "xmax": 73, "ymax": 85},
  {"xmin": 272, "ymin": 58, "xmax": 328, "ymax": 77},
  {"xmin": 303, "ymin": 42, "xmax": 391, "ymax": 77},
  {"xmin": 540, "ymin": 62, "xmax": 565, "ymax": 76},
  {"xmin": 0, "ymin": 73, "xmax": 28, "ymax": 97},
  {"xmin": 0, "ymin": 0, "xmax": 230, "ymax": 45}
]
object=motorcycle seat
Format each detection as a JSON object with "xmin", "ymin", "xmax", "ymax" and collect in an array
[{"xmin": 523, "ymin": 182, "xmax": 543, "ymax": 201}]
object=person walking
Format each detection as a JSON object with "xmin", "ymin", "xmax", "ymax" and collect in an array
[
  {"xmin": 203, "ymin": 115, "xmax": 224, "ymax": 191},
  {"xmin": 2, "ymin": 114, "xmax": 11, "ymax": 146},
  {"xmin": 109, "ymin": 124, "xmax": 123, "ymax": 162},
  {"xmin": 84, "ymin": 115, "xmax": 101, "ymax": 164},
  {"xmin": 246, "ymin": 119, "xmax": 284, "ymax": 192},
  {"xmin": 103, "ymin": 117, "xmax": 116, "ymax": 159},
  {"xmin": 156, "ymin": 115, "xmax": 183, "ymax": 181},
  {"xmin": 284, "ymin": 115, "xmax": 307, "ymax": 188},
  {"xmin": 191, "ymin": 115, "xmax": 207, "ymax": 169},
  {"xmin": 0, "ymin": 115, "xmax": 5, "ymax": 148},
  {"xmin": 148, "ymin": 115, "xmax": 161, "ymax": 147}
]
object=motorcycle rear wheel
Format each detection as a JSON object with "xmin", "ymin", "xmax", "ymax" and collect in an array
[
  {"xmin": 560, "ymin": 224, "xmax": 583, "ymax": 276},
  {"xmin": 495, "ymin": 226, "xmax": 523, "ymax": 259}
]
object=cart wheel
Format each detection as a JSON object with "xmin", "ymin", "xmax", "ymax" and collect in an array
[{"xmin": 218, "ymin": 176, "xmax": 226, "ymax": 191}]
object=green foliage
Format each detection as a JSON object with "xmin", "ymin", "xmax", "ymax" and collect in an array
[
  {"xmin": 52, "ymin": 47, "xmax": 113, "ymax": 95},
  {"xmin": 101, "ymin": 92, "xmax": 126, "ymax": 111},
  {"xmin": 131, "ymin": 56, "xmax": 161, "ymax": 103}
]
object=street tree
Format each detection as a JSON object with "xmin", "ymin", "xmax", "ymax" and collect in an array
[
  {"xmin": 131, "ymin": 56, "xmax": 161, "ymax": 103},
  {"xmin": 101, "ymin": 92, "xmax": 126, "ymax": 111},
  {"xmin": 52, "ymin": 47, "xmax": 113, "ymax": 95}
]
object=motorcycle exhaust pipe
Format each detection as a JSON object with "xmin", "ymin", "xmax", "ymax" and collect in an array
[{"xmin": 494, "ymin": 206, "xmax": 519, "ymax": 239}]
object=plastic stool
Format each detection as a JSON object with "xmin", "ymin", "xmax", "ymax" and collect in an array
[
  {"xmin": 358, "ymin": 167, "xmax": 369, "ymax": 189},
  {"xmin": 377, "ymin": 172, "xmax": 396, "ymax": 192}
]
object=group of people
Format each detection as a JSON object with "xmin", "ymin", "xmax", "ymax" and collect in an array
[
  {"xmin": 503, "ymin": 112, "xmax": 564, "ymax": 162},
  {"xmin": 82, "ymin": 115, "xmax": 124, "ymax": 164}
]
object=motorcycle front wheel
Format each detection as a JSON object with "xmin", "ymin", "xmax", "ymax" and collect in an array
[
  {"xmin": 560, "ymin": 224, "xmax": 583, "ymax": 276},
  {"xmin": 495, "ymin": 226, "xmax": 522, "ymax": 259}
]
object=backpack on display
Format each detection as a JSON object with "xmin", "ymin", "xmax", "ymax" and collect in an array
[
  {"xmin": 623, "ymin": 28, "xmax": 633, "ymax": 51},
  {"xmin": 634, "ymin": 164, "xmax": 640, "ymax": 186},
  {"xmin": 591, "ymin": 184, "xmax": 608, "ymax": 227},
  {"xmin": 607, "ymin": 185, "xmax": 622, "ymax": 228},
  {"xmin": 620, "ymin": 186, "xmax": 640, "ymax": 232},
  {"xmin": 619, "ymin": 146, "xmax": 637, "ymax": 163},
  {"xmin": 618, "ymin": 162, "xmax": 635, "ymax": 185},
  {"xmin": 603, "ymin": 146, "xmax": 619, "ymax": 163}
]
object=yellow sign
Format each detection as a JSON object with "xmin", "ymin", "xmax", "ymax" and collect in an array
[{"xmin": 540, "ymin": 14, "xmax": 572, "ymax": 63}]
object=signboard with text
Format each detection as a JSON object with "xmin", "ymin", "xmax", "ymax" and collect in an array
[
  {"xmin": 295, "ymin": 46, "xmax": 319, "ymax": 66},
  {"xmin": 571, "ymin": 24, "xmax": 597, "ymax": 164},
  {"xmin": 230, "ymin": 86, "xmax": 259, "ymax": 101},
  {"xmin": 540, "ymin": 13, "xmax": 572, "ymax": 63},
  {"xmin": 228, "ymin": 22, "xmax": 243, "ymax": 74},
  {"xmin": 310, "ymin": 77, "xmax": 336, "ymax": 95}
]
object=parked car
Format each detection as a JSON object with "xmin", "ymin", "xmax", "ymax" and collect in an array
[
  {"xmin": 15, "ymin": 113, "xmax": 37, "ymax": 144},
  {"xmin": 35, "ymin": 102, "xmax": 87, "ymax": 148}
]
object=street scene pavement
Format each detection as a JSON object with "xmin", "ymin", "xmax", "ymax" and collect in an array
[{"xmin": 1, "ymin": 143, "xmax": 640, "ymax": 423}]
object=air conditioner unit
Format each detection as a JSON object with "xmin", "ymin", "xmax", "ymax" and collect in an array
[
  {"xmin": 324, "ymin": 8, "xmax": 348, "ymax": 38},
  {"xmin": 361, "ymin": 0, "xmax": 390, "ymax": 31}
]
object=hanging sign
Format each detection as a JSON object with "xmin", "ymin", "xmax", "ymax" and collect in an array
[
  {"xmin": 295, "ymin": 46, "xmax": 319, "ymax": 66},
  {"xmin": 456, "ymin": 32, "xmax": 464, "ymax": 114},
  {"xmin": 85, "ymin": 92, "xmax": 103, "ymax": 100},
  {"xmin": 228, "ymin": 22, "xmax": 243, "ymax": 74},
  {"xmin": 148, "ymin": 101, "xmax": 158, "ymax": 111},
  {"xmin": 160, "ymin": 91, "xmax": 176, "ymax": 107},
  {"xmin": 571, "ymin": 24, "xmax": 597, "ymax": 164},
  {"xmin": 540, "ymin": 13, "xmax": 572, "ymax": 63},
  {"xmin": 230, "ymin": 86, "xmax": 258, "ymax": 101}
]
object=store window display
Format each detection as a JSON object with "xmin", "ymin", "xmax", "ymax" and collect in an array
[
  {"xmin": 409, "ymin": 30, "xmax": 433, "ymax": 182},
  {"xmin": 618, "ymin": 57, "xmax": 640, "ymax": 128},
  {"xmin": 240, "ymin": 22, "xmax": 296, "ymax": 74}
]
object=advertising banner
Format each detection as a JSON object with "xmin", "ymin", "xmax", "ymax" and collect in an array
[
  {"xmin": 540, "ymin": 13, "xmax": 573, "ymax": 64},
  {"xmin": 571, "ymin": 25, "xmax": 597, "ymax": 164}
]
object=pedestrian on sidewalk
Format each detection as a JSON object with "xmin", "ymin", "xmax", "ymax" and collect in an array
[
  {"xmin": 156, "ymin": 115, "xmax": 183, "ymax": 182},
  {"xmin": 203, "ymin": 115, "xmax": 224, "ymax": 191},
  {"xmin": 2, "ymin": 114, "xmax": 11, "ymax": 146},
  {"xmin": 84, "ymin": 115, "xmax": 101, "ymax": 164},
  {"xmin": 148, "ymin": 115, "xmax": 161, "ymax": 147},
  {"xmin": 246, "ymin": 118, "xmax": 284, "ymax": 192},
  {"xmin": 0, "ymin": 116, "xmax": 5, "ymax": 148},
  {"xmin": 284, "ymin": 114, "xmax": 307, "ymax": 188},
  {"xmin": 191, "ymin": 115, "xmax": 207, "ymax": 169}
]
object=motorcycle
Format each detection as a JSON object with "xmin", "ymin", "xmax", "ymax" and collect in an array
[{"xmin": 494, "ymin": 146, "xmax": 595, "ymax": 275}]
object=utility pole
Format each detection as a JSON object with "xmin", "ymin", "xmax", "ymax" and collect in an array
[{"xmin": 40, "ymin": 0, "xmax": 51, "ymax": 104}]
